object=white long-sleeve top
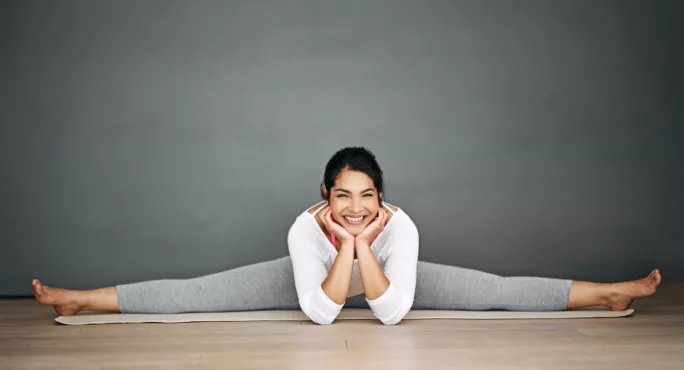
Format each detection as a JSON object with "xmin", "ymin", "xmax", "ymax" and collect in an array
[{"xmin": 287, "ymin": 201, "xmax": 419, "ymax": 325}]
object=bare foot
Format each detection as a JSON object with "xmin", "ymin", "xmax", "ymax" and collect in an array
[
  {"xmin": 607, "ymin": 269, "xmax": 662, "ymax": 311},
  {"xmin": 32, "ymin": 279, "xmax": 86, "ymax": 316}
]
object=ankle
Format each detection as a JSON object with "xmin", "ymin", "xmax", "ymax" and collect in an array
[
  {"xmin": 81, "ymin": 287, "xmax": 119, "ymax": 312},
  {"xmin": 601, "ymin": 283, "xmax": 620, "ymax": 307},
  {"xmin": 76, "ymin": 290, "xmax": 94, "ymax": 310}
]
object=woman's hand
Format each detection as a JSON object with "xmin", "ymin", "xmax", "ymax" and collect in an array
[
  {"xmin": 319, "ymin": 206, "xmax": 355, "ymax": 247},
  {"xmin": 355, "ymin": 208, "xmax": 388, "ymax": 247}
]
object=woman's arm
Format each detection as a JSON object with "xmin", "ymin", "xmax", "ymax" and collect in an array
[
  {"xmin": 355, "ymin": 242, "xmax": 389, "ymax": 300},
  {"xmin": 321, "ymin": 241, "xmax": 355, "ymax": 305},
  {"xmin": 287, "ymin": 222, "xmax": 353, "ymax": 325},
  {"xmin": 358, "ymin": 217, "xmax": 419, "ymax": 325}
]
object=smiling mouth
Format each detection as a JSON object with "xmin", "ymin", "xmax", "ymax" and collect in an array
[{"xmin": 343, "ymin": 215, "xmax": 366, "ymax": 225}]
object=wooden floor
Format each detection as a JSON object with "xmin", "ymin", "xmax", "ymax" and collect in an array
[{"xmin": 1, "ymin": 282, "xmax": 683, "ymax": 370}]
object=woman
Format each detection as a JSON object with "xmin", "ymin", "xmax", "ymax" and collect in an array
[{"xmin": 32, "ymin": 146, "xmax": 662, "ymax": 325}]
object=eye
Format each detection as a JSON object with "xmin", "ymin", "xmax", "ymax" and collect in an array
[
  {"xmin": 364, "ymin": 194, "xmax": 373, "ymax": 197},
  {"xmin": 336, "ymin": 194, "xmax": 348, "ymax": 198}
]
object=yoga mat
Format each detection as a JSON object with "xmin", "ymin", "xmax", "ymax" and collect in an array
[{"xmin": 55, "ymin": 308, "xmax": 634, "ymax": 325}]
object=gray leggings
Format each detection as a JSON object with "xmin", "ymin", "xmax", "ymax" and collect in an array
[{"xmin": 116, "ymin": 256, "xmax": 572, "ymax": 314}]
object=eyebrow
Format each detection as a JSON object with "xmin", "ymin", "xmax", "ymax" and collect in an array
[{"xmin": 334, "ymin": 188, "xmax": 375, "ymax": 194}]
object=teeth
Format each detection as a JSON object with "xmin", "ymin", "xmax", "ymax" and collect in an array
[{"xmin": 344, "ymin": 216, "xmax": 365, "ymax": 222}]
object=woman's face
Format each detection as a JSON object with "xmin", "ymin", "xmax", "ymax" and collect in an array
[{"xmin": 324, "ymin": 169, "xmax": 382, "ymax": 236}]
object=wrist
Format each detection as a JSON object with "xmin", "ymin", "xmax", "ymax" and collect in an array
[
  {"xmin": 340, "ymin": 240, "xmax": 356, "ymax": 250},
  {"xmin": 354, "ymin": 240, "xmax": 371, "ymax": 249}
]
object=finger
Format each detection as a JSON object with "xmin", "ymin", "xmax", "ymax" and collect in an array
[
  {"xmin": 321, "ymin": 208, "xmax": 332, "ymax": 231},
  {"xmin": 326, "ymin": 208, "xmax": 334, "ymax": 225},
  {"xmin": 327, "ymin": 208, "xmax": 337, "ymax": 224},
  {"xmin": 326, "ymin": 208, "xmax": 341, "ymax": 227},
  {"xmin": 379, "ymin": 209, "xmax": 387, "ymax": 226}
]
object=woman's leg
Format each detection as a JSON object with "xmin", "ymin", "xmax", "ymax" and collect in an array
[
  {"xmin": 413, "ymin": 261, "xmax": 572, "ymax": 311},
  {"xmin": 413, "ymin": 261, "xmax": 661, "ymax": 311},
  {"xmin": 33, "ymin": 256, "xmax": 300, "ymax": 315}
]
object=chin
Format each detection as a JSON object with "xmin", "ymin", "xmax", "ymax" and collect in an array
[{"xmin": 344, "ymin": 224, "xmax": 367, "ymax": 236}]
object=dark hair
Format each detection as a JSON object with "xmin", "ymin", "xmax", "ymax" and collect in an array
[{"xmin": 320, "ymin": 146, "xmax": 385, "ymax": 206}]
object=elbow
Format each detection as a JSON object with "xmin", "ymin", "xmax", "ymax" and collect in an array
[
  {"xmin": 311, "ymin": 316, "xmax": 336, "ymax": 325},
  {"xmin": 379, "ymin": 317, "xmax": 402, "ymax": 326},
  {"xmin": 300, "ymin": 294, "xmax": 343, "ymax": 325},
  {"xmin": 305, "ymin": 309, "xmax": 339, "ymax": 325},
  {"xmin": 366, "ymin": 285, "xmax": 415, "ymax": 326},
  {"xmin": 299, "ymin": 307, "xmax": 338, "ymax": 325},
  {"xmin": 379, "ymin": 308, "xmax": 409, "ymax": 326},
  {"xmin": 377, "ymin": 300, "xmax": 413, "ymax": 326}
]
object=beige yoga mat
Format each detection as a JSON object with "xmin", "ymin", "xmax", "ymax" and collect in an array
[{"xmin": 55, "ymin": 308, "xmax": 634, "ymax": 325}]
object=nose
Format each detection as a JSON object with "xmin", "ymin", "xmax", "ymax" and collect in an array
[{"xmin": 350, "ymin": 198, "xmax": 364, "ymax": 213}]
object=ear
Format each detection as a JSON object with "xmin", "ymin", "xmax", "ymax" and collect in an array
[{"xmin": 321, "ymin": 183, "xmax": 329, "ymax": 199}]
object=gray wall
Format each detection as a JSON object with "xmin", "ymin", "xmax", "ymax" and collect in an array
[{"xmin": 2, "ymin": 0, "xmax": 682, "ymax": 296}]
